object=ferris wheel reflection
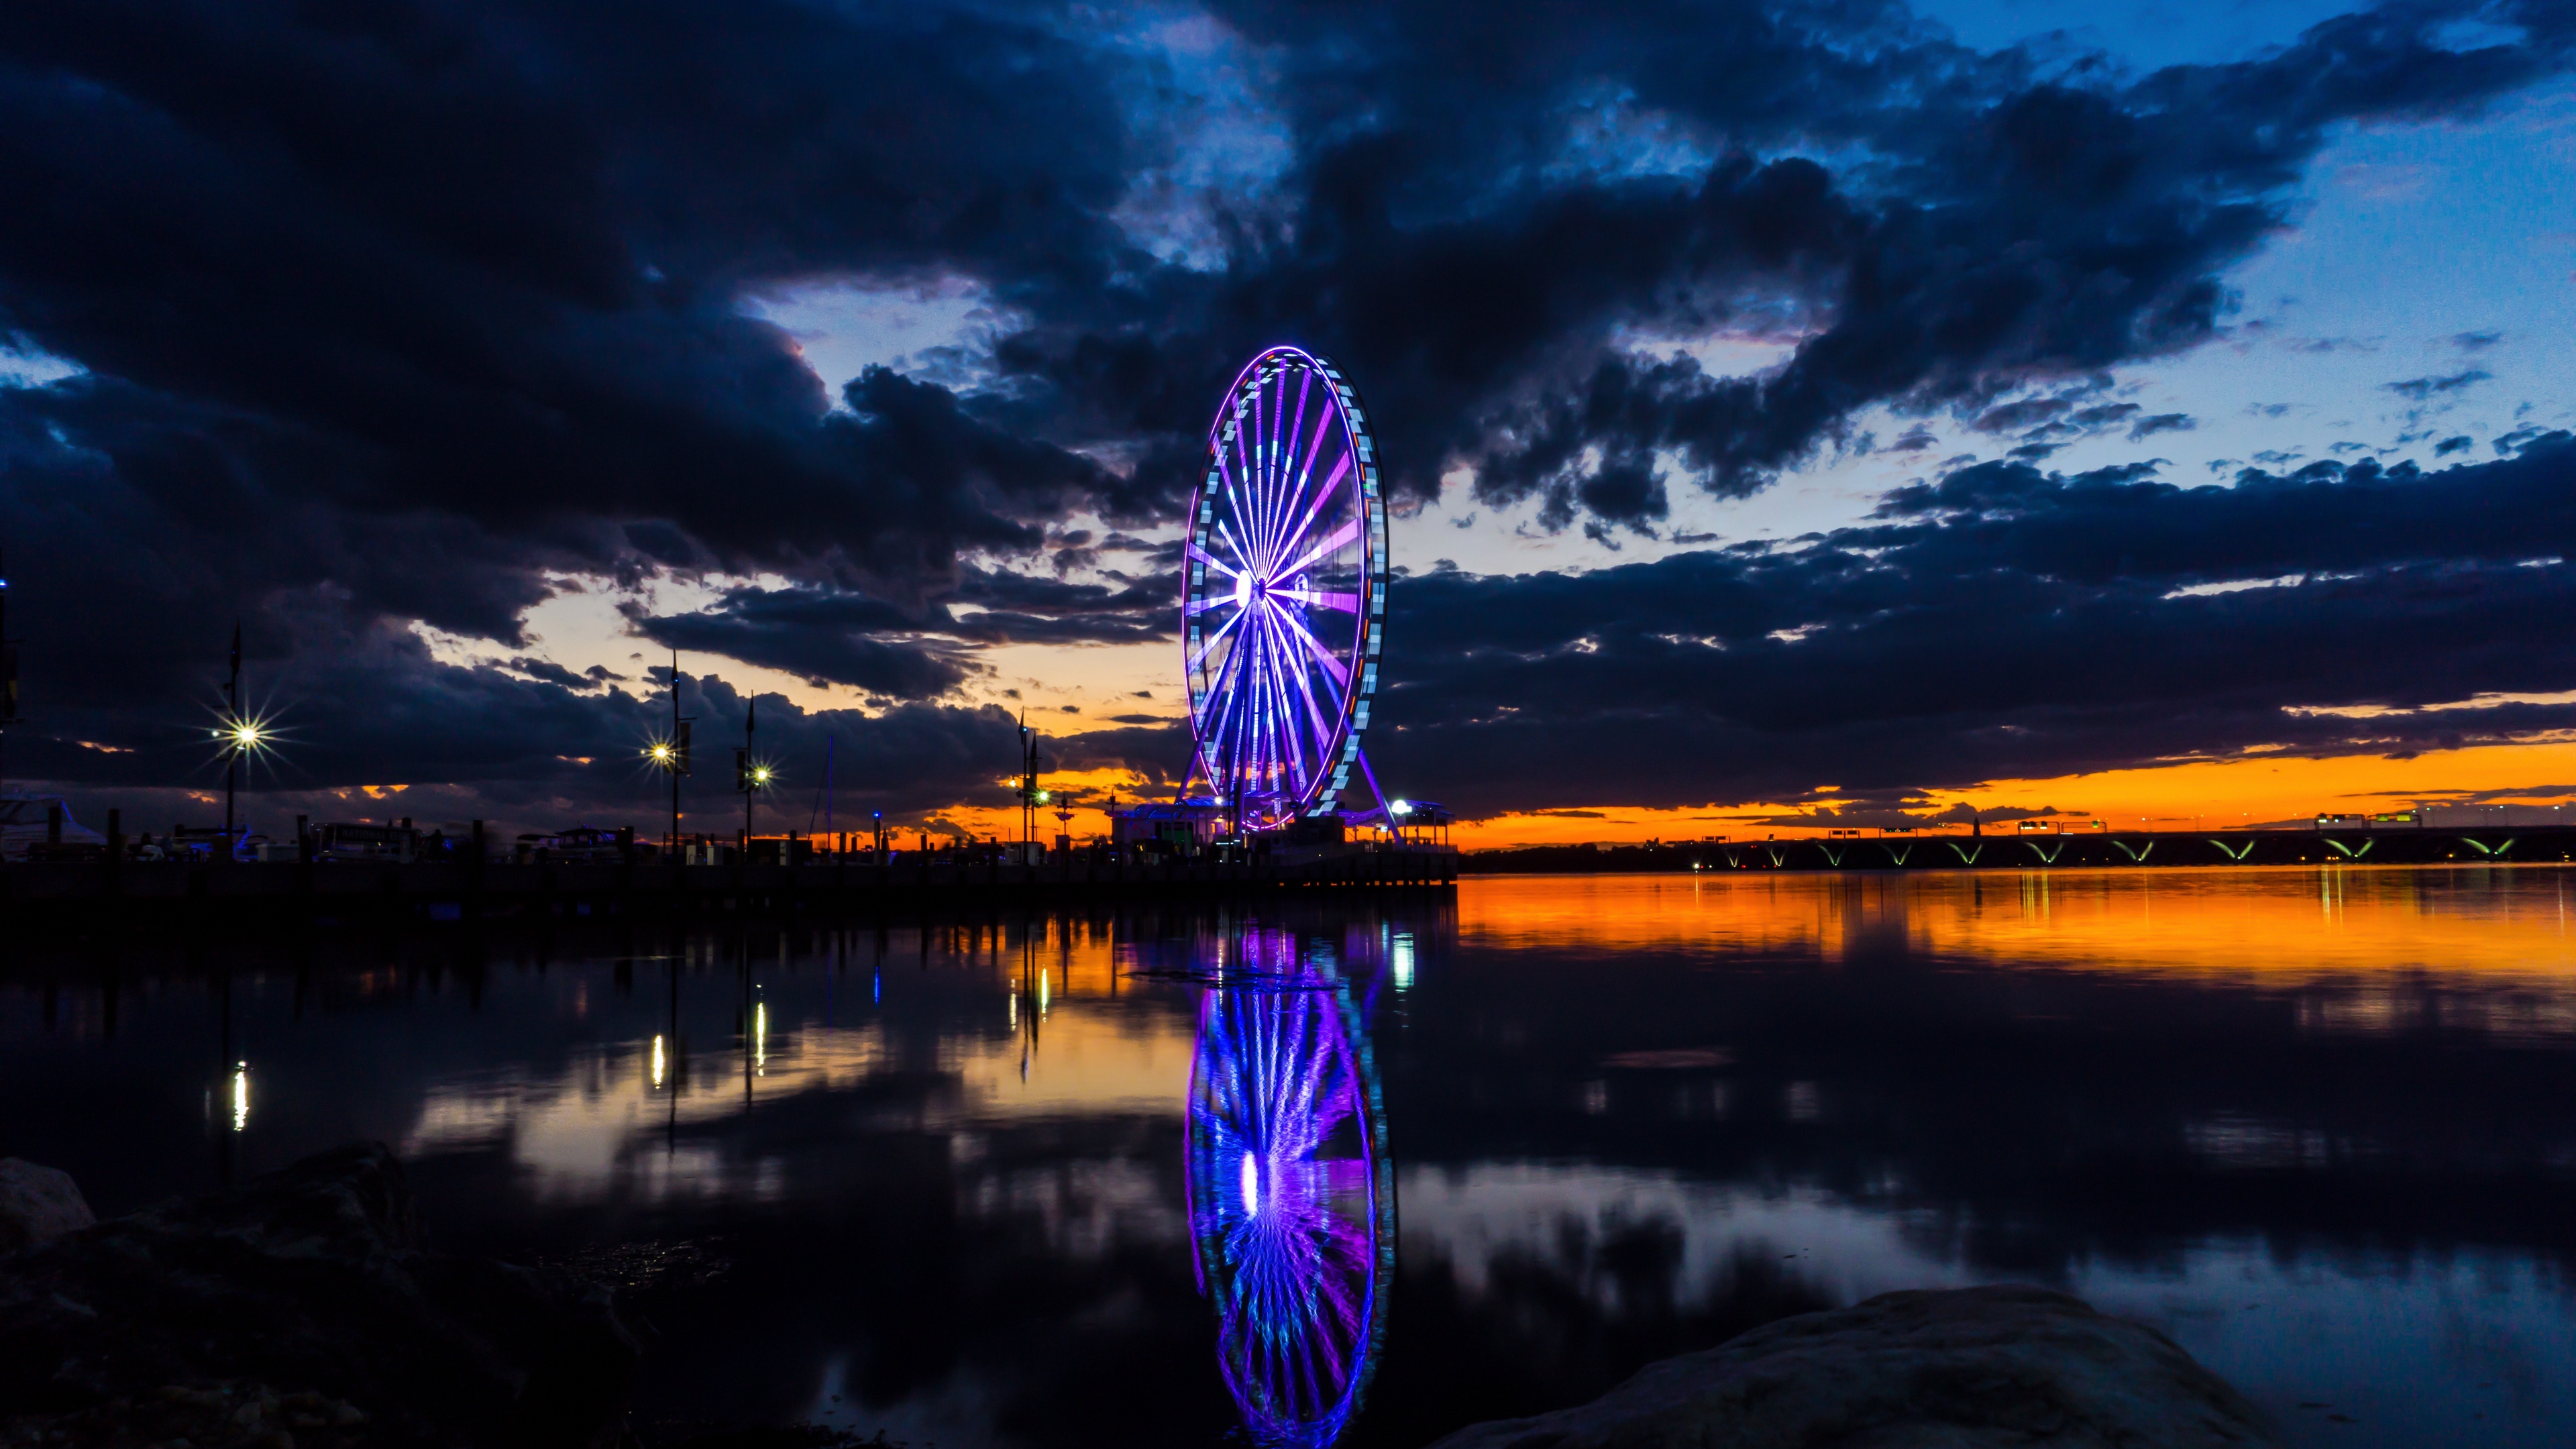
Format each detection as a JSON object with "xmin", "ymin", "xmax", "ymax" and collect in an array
[{"xmin": 1183, "ymin": 925, "xmax": 1395, "ymax": 1449}]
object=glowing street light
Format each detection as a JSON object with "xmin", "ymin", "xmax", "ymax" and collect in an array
[{"xmin": 208, "ymin": 682, "xmax": 285, "ymax": 860}]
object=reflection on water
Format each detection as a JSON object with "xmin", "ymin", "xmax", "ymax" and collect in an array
[
  {"xmin": 3, "ymin": 869, "xmax": 2575, "ymax": 1448},
  {"xmin": 1179, "ymin": 922, "xmax": 1393, "ymax": 1448}
]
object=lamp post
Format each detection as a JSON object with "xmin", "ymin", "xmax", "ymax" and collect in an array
[
  {"xmin": 0, "ymin": 549, "xmax": 17, "ymax": 800},
  {"xmin": 734, "ymin": 694, "xmax": 771, "ymax": 847},
  {"xmin": 665, "ymin": 650, "xmax": 693, "ymax": 854},
  {"xmin": 1016, "ymin": 717, "xmax": 1048, "ymax": 852},
  {"xmin": 224, "ymin": 621, "xmax": 241, "ymax": 847}
]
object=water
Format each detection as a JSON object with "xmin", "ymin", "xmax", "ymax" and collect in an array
[{"xmin": 6, "ymin": 867, "xmax": 2576, "ymax": 1448}]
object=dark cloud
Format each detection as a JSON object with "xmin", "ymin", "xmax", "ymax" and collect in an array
[
  {"xmin": 2384, "ymin": 368, "xmax": 2492, "ymax": 400},
  {"xmin": 1432, "ymin": 3, "xmax": 2573, "ymax": 521},
  {"xmin": 2069, "ymin": 402, "xmax": 2141, "ymax": 429},
  {"xmin": 1974, "ymin": 398, "xmax": 2074, "ymax": 433},
  {"xmin": 632, "ymin": 585, "xmax": 975, "ymax": 697},
  {"xmin": 504, "ymin": 657, "xmax": 598, "ymax": 691},
  {"xmin": 942, "ymin": 566, "xmax": 1177, "ymax": 645},
  {"xmin": 626, "ymin": 564, "xmax": 1177, "ymax": 696},
  {"xmin": 1366, "ymin": 438, "xmax": 2576, "ymax": 816},
  {"xmin": 0, "ymin": 1, "xmax": 1138, "ymax": 608},
  {"xmin": 2127, "ymin": 412, "xmax": 2195, "ymax": 439}
]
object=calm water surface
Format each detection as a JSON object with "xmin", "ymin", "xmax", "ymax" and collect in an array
[{"xmin": 7, "ymin": 867, "xmax": 2576, "ymax": 1448}]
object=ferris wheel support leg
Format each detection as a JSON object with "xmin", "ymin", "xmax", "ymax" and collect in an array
[{"xmin": 1355, "ymin": 747, "xmax": 1397, "ymax": 828}]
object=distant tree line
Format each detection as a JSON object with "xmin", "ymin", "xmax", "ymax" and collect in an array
[{"xmin": 1459, "ymin": 841, "xmax": 1721, "ymax": 874}]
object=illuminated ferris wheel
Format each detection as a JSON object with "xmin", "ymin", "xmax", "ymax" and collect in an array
[{"xmin": 1184, "ymin": 347, "xmax": 1389, "ymax": 832}]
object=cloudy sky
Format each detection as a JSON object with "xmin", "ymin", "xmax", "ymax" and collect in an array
[{"xmin": 1, "ymin": 0, "xmax": 2571, "ymax": 843}]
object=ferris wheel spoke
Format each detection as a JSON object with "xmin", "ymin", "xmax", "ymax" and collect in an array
[
  {"xmin": 1195, "ymin": 621, "xmax": 1255, "ymax": 735},
  {"xmin": 1263, "ymin": 367, "xmax": 1310, "ymax": 566},
  {"xmin": 1248, "ymin": 377, "xmax": 1274, "ymax": 561},
  {"xmin": 1275, "ymin": 621, "xmax": 1305, "ymax": 786},
  {"xmin": 1286, "ymin": 659, "xmax": 1334, "ymax": 770},
  {"xmin": 1227, "ymin": 630, "xmax": 1260, "ymax": 794},
  {"xmin": 1265, "ymin": 386, "xmax": 1342, "ymax": 574},
  {"xmin": 1219, "ymin": 467, "xmax": 1262, "ymax": 578},
  {"xmin": 1186, "ymin": 540, "xmax": 1243, "ymax": 579},
  {"xmin": 1275, "ymin": 607, "xmax": 1352, "ymax": 688},
  {"xmin": 1269, "ymin": 457, "xmax": 1354, "ymax": 577},
  {"xmin": 1267, "ymin": 445, "xmax": 1350, "ymax": 575},
  {"xmin": 1271, "ymin": 653, "xmax": 1302, "ymax": 793},
  {"xmin": 1228, "ymin": 398, "xmax": 1258, "ymax": 530},
  {"xmin": 1261, "ymin": 611, "xmax": 1312, "ymax": 792},
  {"xmin": 1235, "ymin": 614, "xmax": 1270, "ymax": 789},
  {"xmin": 1188, "ymin": 602, "xmax": 1246, "ymax": 669},
  {"xmin": 1233, "ymin": 623, "xmax": 1273, "ymax": 790},
  {"xmin": 1214, "ymin": 654, "xmax": 1255, "ymax": 778},
  {"xmin": 1214, "ymin": 517, "xmax": 1255, "ymax": 574},
  {"xmin": 1269, "ymin": 370, "xmax": 1314, "ymax": 563},
  {"xmin": 1276, "ymin": 515, "xmax": 1362, "ymax": 585},
  {"xmin": 1260, "ymin": 368, "xmax": 1291, "ymax": 540},
  {"xmin": 1306, "ymin": 655, "xmax": 1348, "ymax": 720},
  {"xmin": 1272, "ymin": 587, "xmax": 1358, "ymax": 612}
]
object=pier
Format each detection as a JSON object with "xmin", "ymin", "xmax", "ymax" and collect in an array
[{"xmin": 0, "ymin": 842, "xmax": 1460, "ymax": 928}]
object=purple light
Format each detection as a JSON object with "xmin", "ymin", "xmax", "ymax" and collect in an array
[
  {"xmin": 1185, "ymin": 925, "xmax": 1393, "ymax": 1448},
  {"xmin": 1184, "ymin": 348, "xmax": 1387, "ymax": 830}
]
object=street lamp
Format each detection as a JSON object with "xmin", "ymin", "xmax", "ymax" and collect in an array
[{"xmin": 210, "ymin": 697, "xmax": 280, "ymax": 861}]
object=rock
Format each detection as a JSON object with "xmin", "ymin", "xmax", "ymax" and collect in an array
[
  {"xmin": 0, "ymin": 1142, "xmax": 642, "ymax": 1449},
  {"xmin": 1424, "ymin": 1285, "xmax": 2282, "ymax": 1449},
  {"xmin": 1, "ymin": 1379, "xmax": 373, "ymax": 1449},
  {"xmin": 0, "ymin": 1159, "xmax": 93, "ymax": 1252}
]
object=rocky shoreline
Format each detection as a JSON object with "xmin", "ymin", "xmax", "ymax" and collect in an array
[
  {"xmin": 0, "ymin": 1146, "xmax": 639, "ymax": 1449},
  {"xmin": 5, "ymin": 1147, "xmax": 2282, "ymax": 1448},
  {"xmin": 1425, "ymin": 1284, "xmax": 2284, "ymax": 1448}
]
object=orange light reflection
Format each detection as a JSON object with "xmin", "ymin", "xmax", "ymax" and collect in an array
[{"xmin": 1460, "ymin": 867, "xmax": 2576, "ymax": 987}]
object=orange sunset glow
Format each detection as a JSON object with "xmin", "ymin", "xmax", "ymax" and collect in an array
[{"xmin": 1439, "ymin": 736, "xmax": 2576, "ymax": 849}]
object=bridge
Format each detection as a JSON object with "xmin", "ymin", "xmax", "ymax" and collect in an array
[{"xmin": 1694, "ymin": 824, "xmax": 2576, "ymax": 872}]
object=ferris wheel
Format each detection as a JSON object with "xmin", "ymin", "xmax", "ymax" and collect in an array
[{"xmin": 1185, "ymin": 347, "xmax": 1389, "ymax": 832}]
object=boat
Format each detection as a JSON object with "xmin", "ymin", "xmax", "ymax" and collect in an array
[{"xmin": 0, "ymin": 794, "xmax": 107, "ymax": 861}]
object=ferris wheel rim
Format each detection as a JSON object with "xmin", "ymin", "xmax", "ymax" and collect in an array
[{"xmin": 1182, "ymin": 345, "xmax": 1388, "ymax": 828}]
